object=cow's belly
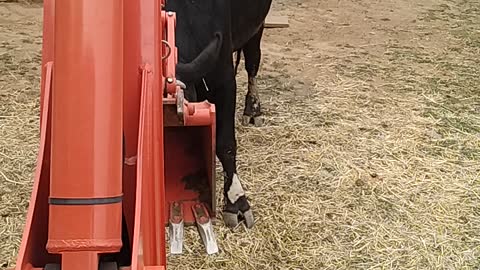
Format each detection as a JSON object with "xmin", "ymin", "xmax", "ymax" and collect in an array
[{"xmin": 232, "ymin": 24, "xmax": 263, "ymax": 51}]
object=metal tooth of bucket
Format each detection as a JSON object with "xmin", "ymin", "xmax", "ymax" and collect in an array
[
  {"xmin": 169, "ymin": 201, "xmax": 184, "ymax": 255},
  {"xmin": 193, "ymin": 203, "xmax": 219, "ymax": 255}
]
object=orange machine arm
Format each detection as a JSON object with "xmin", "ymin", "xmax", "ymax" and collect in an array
[
  {"xmin": 12, "ymin": 0, "xmax": 215, "ymax": 269},
  {"xmin": 46, "ymin": 0, "xmax": 124, "ymax": 269}
]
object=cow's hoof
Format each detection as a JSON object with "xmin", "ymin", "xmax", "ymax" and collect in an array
[
  {"xmin": 222, "ymin": 210, "xmax": 255, "ymax": 229},
  {"xmin": 253, "ymin": 116, "xmax": 263, "ymax": 127},
  {"xmin": 241, "ymin": 115, "xmax": 263, "ymax": 127},
  {"xmin": 242, "ymin": 115, "xmax": 251, "ymax": 126},
  {"xmin": 223, "ymin": 212, "xmax": 240, "ymax": 228},
  {"xmin": 243, "ymin": 209, "xmax": 255, "ymax": 228}
]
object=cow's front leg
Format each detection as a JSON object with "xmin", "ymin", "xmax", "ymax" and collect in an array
[
  {"xmin": 217, "ymin": 144, "xmax": 254, "ymax": 229},
  {"xmin": 210, "ymin": 76, "xmax": 254, "ymax": 229},
  {"xmin": 242, "ymin": 26, "xmax": 264, "ymax": 127}
]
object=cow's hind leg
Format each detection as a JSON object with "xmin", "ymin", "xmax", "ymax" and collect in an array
[
  {"xmin": 205, "ymin": 74, "xmax": 254, "ymax": 229},
  {"xmin": 242, "ymin": 26, "xmax": 265, "ymax": 127}
]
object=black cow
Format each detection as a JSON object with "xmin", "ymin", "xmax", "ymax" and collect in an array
[{"xmin": 165, "ymin": 0, "xmax": 272, "ymax": 228}]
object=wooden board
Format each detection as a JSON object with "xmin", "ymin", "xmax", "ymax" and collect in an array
[{"xmin": 265, "ymin": 15, "xmax": 289, "ymax": 28}]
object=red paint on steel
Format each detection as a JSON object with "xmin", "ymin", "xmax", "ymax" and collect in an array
[
  {"xmin": 61, "ymin": 252, "xmax": 98, "ymax": 270},
  {"xmin": 123, "ymin": 0, "xmax": 166, "ymax": 268},
  {"xmin": 122, "ymin": 0, "xmax": 142, "ymax": 251},
  {"xmin": 12, "ymin": 0, "xmax": 218, "ymax": 269},
  {"xmin": 47, "ymin": 0, "xmax": 124, "ymax": 261},
  {"xmin": 163, "ymin": 11, "xmax": 178, "ymax": 95},
  {"xmin": 164, "ymin": 109, "xmax": 216, "ymax": 225},
  {"xmin": 134, "ymin": 65, "xmax": 167, "ymax": 268},
  {"xmin": 13, "ymin": 62, "xmax": 59, "ymax": 270}
]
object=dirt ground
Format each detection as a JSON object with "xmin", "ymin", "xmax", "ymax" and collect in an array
[{"xmin": 1, "ymin": 0, "xmax": 479, "ymax": 269}]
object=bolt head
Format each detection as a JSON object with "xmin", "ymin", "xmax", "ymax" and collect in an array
[{"xmin": 167, "ymin": 77, "xmax": 174, "ymax": 83}]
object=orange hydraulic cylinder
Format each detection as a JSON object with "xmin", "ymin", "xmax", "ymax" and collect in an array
[{"xmin": 46, "ymin": 0, "xmax": 124, "ymax": 255}]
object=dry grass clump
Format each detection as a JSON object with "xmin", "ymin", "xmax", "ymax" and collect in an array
[{"xmin": 1, "ymin": 0, "xmax": 480, "ymax": 269}]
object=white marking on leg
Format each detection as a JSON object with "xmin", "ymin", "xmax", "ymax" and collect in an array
[{"xmin": 227, "ymin": 174, "xmax": 245, "ymax": 204}]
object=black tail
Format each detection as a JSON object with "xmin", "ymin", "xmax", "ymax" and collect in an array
[{"xmin": 176, "ymin": 32, "xmax": 223, "ymax": 83}]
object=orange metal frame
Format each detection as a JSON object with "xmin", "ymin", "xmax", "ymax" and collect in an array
[{"xmin": 11, "ymin": 0, "xmax": 217, "ymax": 269}]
